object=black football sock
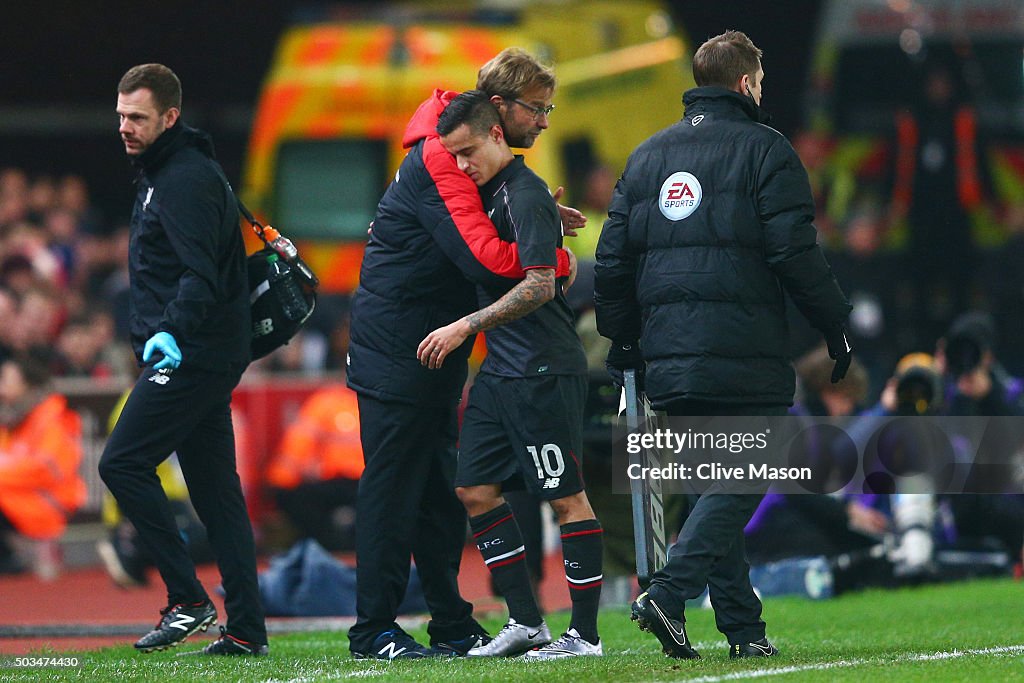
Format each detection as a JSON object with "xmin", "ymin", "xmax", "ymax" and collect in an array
[
  {"xmin": 469, "ymin": 503, "xmax": 543, "ymax": 627},
  {"xmin": 561, "ymin": 518, "xmax": 603, "ymax": 644}
]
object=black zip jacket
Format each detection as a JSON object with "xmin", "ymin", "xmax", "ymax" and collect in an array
[
  {"xmin": 595, "ymin": 87, "xmax": 851, "ymax": 407},
  {"xmin": 348, "ymin": 90, "xmax": 570, "ymax": 405},
  {"xmin": 128, "ymin": 121, "xmax": 250, "ymax": 372}
]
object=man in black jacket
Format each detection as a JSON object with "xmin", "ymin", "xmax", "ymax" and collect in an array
[
  {"xmin": 594, "ymin": 31, "xmax": 852, "ymax": 660},
  {"xmin": 99, "ymin": 64, "xmax": 266, "ymax": 656},
  {"xmin": 345, "ymin": 49, "xmax": 576, "ymax": 660}
]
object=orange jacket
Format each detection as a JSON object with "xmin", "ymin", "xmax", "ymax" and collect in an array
[
  {"xmin": 0, "ymin": 394, "xmax": 85, "ymax": 539},
  {"xmin": 265, "ymin": 386, "xmax": 364, "ymax": 489}
]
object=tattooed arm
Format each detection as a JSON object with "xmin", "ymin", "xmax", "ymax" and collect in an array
[{"xmin": 417, "ymin": 268, "xmax": 555, "ymax": 369}]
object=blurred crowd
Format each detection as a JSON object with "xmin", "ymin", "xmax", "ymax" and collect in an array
[
  {"xmin": 0, "ymin": 168, "xmax": 134, "ymax": 382},
  {"xmin": 755, "ymin": 60, "xmax": 1024, "ymax": 593},
  {"xmin": 0, "ymin": 166, "xmax": 355, "ymax": 381},
  {"xmin": 746, "ymin": 315, "xmax": 1024, "ymax": 594}
]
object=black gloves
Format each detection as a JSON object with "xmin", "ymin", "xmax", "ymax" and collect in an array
[
  {"xmin": 606, "ymin": 339, "xmax": 644, "ymax": 389},
  {"xmin": 824, "ymin": 325, "xmax": 853, "ymax": 384}
]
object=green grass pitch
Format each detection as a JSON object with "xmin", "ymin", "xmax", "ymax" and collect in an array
[{"xmin": 4, "ymin": 577, "xmax": 1021, "ymax": 682}]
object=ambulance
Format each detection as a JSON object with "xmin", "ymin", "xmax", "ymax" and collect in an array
[
  {"xmin": 241, "ymin": 0, "xmax": 694, "ymax": 293},
  {"xmin": 804, "ymin": 0, "xmax": 1024, "ymax": 248}
]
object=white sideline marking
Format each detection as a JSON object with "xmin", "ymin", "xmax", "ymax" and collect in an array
[
  {"xmin": 263, "ymin": 666, "xmax": 386, "ymax": 682},
  {"xmin": 343, "ymin": 670, "xmax": 385, "ymax": 678},
  {"xmin": 684, "ymin": 645, "xmax": 1024, "ymax": 682}
]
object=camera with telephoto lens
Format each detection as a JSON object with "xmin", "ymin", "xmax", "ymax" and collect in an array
[
  {"xmin": 943, "ymin": 312, "xmax": 995, "ymax": 379},
  {"xmin": 890, "ymin": 353, "xmax": 941, "ymax": 416},
  {"xmin": 895, "ymin": 367, "xmax": 940, "ymax": 415}
]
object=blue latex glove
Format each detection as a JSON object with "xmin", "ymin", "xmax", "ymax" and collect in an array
[{"xmin": 143, "ymin": 331, "xmax": 182, "ymax": 370}]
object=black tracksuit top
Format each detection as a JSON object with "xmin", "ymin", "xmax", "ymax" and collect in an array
[{"xmin": 128, "ymin": 122, "xmax": 250, "ymax": 372}]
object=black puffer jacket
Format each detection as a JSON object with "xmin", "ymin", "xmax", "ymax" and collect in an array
[
  {"xmin": 595, "ymin": 87, "xmax": 851, "ymax": 407},
  {"xmin": 128, "ymin": 122, "xmax": 250, "ymax": 373}
]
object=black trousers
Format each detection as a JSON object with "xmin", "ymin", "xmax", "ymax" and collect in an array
[
  {"xmin": 348, "ymin": 393, "xmax": 480, "ymax": 653},
  {"xmin": 649, "ymin": 399, "xmax": 787, "ymax": 645},
  {"xmin": 98, "ymin": 366, "xmax": 266, "ymax": 643}
]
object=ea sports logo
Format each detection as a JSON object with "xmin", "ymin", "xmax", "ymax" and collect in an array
[{"xmin": 659, "ymin": 172, "xmax": 702, "ymax": 221}]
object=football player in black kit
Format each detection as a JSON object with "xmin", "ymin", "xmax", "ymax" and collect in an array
[{"xmin": 418, "ymin": 90, "xmax": 603, "ymax": 659}]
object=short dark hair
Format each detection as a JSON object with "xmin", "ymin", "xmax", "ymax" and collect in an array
[
  {"xmin": 692, "ymin": 30, "xmax": 762, "ymax": 89},
  {"xmin": 436, "ymin": 89, "xmax": 502, "ymax": 138},
  {"xmin": 117, "ymin": 63, "xmax": 182, "ymax": 113}
]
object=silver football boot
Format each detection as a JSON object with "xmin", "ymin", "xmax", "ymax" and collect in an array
[
  {"xmin": 466, "ymin": 618, "xmax": 551, "ymax": 657},
  {"xmin": 522, "ymin": 628, "xmax": 603, "ymax": 660}
]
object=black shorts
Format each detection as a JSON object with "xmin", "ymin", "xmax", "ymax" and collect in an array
[{"xmin": 456, "ymin": 372, "xmax": 587, "ymax": 500}]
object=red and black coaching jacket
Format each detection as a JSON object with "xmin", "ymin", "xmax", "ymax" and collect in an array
[{"xmin": 348, "ymin": 89, "xmax": 570, "ymax": 404}]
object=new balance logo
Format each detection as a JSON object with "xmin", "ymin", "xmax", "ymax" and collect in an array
[
  {"xmin": 168, "ymin": 613, "xmax": 196, "ymax": 631},
  {"xmin": 378, "ymin": 642, "xmax": 407, "ymax": 659},
  {"xmin": 253, "ymin": 318, "xmax": 274, "ymax": 337},
  {"xmin": 542, "ymin": 477, "xmax": 560, "ymax": 489}
]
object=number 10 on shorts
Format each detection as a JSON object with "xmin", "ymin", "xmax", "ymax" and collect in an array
[{"xmin": 527, "ymin": 444, "xmax": 565, "ymax": 489}]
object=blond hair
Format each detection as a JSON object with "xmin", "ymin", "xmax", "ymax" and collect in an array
[{"xmin": 476, "ymin": 47, "xmax": 556, "ymax": 99}]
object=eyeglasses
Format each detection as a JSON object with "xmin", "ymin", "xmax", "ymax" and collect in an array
[{"xmin": 511, "ymin": 98, "xmax": 555, "ymax": 120}]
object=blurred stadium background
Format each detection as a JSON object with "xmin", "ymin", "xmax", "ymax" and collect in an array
[{"xmin": 0, "ymin": 0, "xmax": 1022, "ymax": 662}]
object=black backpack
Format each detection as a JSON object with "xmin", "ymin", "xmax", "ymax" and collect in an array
[{"xmin": 239, "ymin": 201, "xmax": 320, "ymax": 360}]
